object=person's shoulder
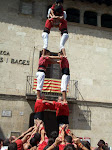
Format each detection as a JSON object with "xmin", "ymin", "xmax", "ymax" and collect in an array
[
  {"xmin": 39, "ymin": 56, "xmax": 44, "ymax": 60},
  {"xmin": 64, "ymin": 102, "xmax": 68, "ymax": 105},
  {"xmin": 37, "ymin": 99, "xmax": 43, "ymax": 102},
  {"xmin": 15, "ymin": 139, "xmax": 23, "ymax": 144}
]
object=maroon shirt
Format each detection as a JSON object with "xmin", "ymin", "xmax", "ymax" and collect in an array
[
  {"xmin": 38, "ymin": 141, "xmax": 47, "ymax": 150},
  {"xmin": 38, "ymin": 56, "xmax": 51, "ymax": 72},
  {"xmin": 53, "ymin": 101, "xmax": 69, "ymax": 116},
  {"xmin": 59, "ymin": 56, "xmax": 69, "ymax": 69},
  {"xmin": 34, "ymin": 99, "xmax": 48, "ymax": 112},
  {"xmin": 15, "ymin": 139, "xmax": 23, "ymax": 150}
]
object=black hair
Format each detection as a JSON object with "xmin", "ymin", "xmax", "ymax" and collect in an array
[
  {"xmin": 56, "ymin": 0, "xmax": 63, "ymax": 4},
  {"xmin": 0, "ymin": 138, "xmax": 3, "ymax": 143},
  {"xmin": 3, "ymin": 139, "xmax": 10, "ymax": 146},
  {"xmin": 43, "ymin": 138, "xmax": 59, "ymax": 150},
  {"xmin": 81, "ymin": 141, "xmax": 91, "ymax": 150},
  {"xmin": 64, "ymin": 144, "xmax": 76, "ymax": 150},
  {"xmin": 65, "ymin": 135, "xmax": 72, "ymax": 144},
  {"xmin": 28, "ymin": 145, "xmax": 32, "ymax": 149},
  {"xmin": 30, "ymin": 137, "xmax": 38, "ymax": 147},
  {"xmin": 45, "ymin": 49, "xmax": 50, "ymax": 54},
  {"xmin": 99, "ymin": 140, "xmax": 105, "ymax": 145},
  {"xmin": 48, "ymin": 138, "xmax": 55, "ymax": 146},
  {"xmin": 54, "ymin": 5, "xmax": 63, "ymax": 14},
  {"xmin": 54, "ymin": 146, "xmax": 59, "ymax": 150},
  {"xmin": 8, "ymin": 142, "xmax": 17, "ymax": 150},
  {"xmin": 34, "ymin": 133, "xmax": 41, "ymax": 141},
  {"xmin": 59, "ymin": 50, "xmax": 63, "ymax": 55},
  {"xmin": 50, "ymin": 131, "xmax": 58, "ymax": 140},
  {"xmin": 43, "ymin": 138, "xmax": 54, "ymax": 150}
]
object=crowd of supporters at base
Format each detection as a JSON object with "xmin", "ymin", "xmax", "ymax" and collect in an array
[
  {"xmin": 0, "ymin": 96, "xmax": 111, "ymax": 150},
  {"xmin": 0, "ymin": 122, "xmax": 111, "ymax": 150}
]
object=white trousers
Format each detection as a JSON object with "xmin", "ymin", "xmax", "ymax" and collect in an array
[
  {"xmin": 60, "ymin": 33, "xmax": 69, "ymax": 50},
  {"xmin": 42, "ymin": 32, "xmax": 49, "ymax": 49},
  {"xmin": 61, "ymin": 74, "xmax": 70, "ymax": 92},
  {"xmin": 36, "ymin": 71, "xmax": 45, "ymax": 91},
  {"xmin": 42, "ymin": 32, "xmax": 69, "ymax": 50}
]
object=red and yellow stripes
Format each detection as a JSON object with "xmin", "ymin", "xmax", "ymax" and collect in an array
[{"xmin": 33, "ymin": 78, "xmax": 68, "ymax": 93}]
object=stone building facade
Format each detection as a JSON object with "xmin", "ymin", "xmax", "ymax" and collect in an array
[{"xmin": 0, "ymin": 0, "xmax": 112, "ymax": 147}]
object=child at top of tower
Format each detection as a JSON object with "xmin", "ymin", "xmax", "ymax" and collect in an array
[
  {"xmin": 49, "ymin": 0, "xmax": 64, "ymax": 20},
  {"xmin": 42, "ymin": 0, "xmax": 69, "ymax": 57}
]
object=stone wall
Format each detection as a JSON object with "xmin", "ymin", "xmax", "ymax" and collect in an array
[
  {"xmin": 0, "ymin": 0, "xmax": 112, "ymax": 147},
  {"xmin": 1, "ymin": 95, "xmax": 112, "ymax": 147},
  {"xmin": 0, "ymin": 0, "xmax": 112, "ymax": 102},
  {"xmin": 0, "ymin": 95, "xmax": 33, "ymax": 138},
  {"xmin": 69, "ymin": 101, "xmax": 112, "ymax": 147}
]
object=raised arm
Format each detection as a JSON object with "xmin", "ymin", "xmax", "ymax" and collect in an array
[
  {"xmin": 42, "ymin": 100, "xmax": 54, "ymax": 104},
  {"xmin": 38, "ymin": 123, "xmax": 46, "ymax": 143},
  {"xmin": 53, "ymin": 15, "xmax": 64, "ymax": 20},
  {"xmin": 73, "ymin": 138, "xmax": 89, "ymax": 150},
  {"xmin": 49, "ymin": 9, "xmax": 55, "ymax": 18},
  {"xmin": 49, "ymin": 56, "xmax": 60, "ymax": 59},
  {"xmin": 46, "ymin": 137, "xmax": 62, "ymax": 150},
  {"xmin": 21, "ymin": 132, "xmax": 33, "ymax": 144},
  {"xmin": 12, "ymin": 126, "xmax": 34, "ymax": 142},
  {"xmin": 59, "ymin": 124, "xmax": 66, "ymax": 145},
  {"xmin": 28, "ymin": 120, "xmax": 43, "ymax": 142}
]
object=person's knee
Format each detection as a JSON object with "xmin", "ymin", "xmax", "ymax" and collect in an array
[
  {"xmin": 43, "ymin": 27, "xmax": 50, "ymax": 34},
  {"xmin": 61, "ymin": 28, "xmax": 68, "ymax": 35},
  {"xmin": 62, "ymin": 33, "xmax": 69, "ymax": 40},
  {"xmin": 42, "ymin": 32, "xmax": 49, "ymax": 39}
]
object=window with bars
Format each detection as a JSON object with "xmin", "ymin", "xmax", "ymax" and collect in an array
[
  {"xmin": 19, "ymin": 0, "xmax": 34, "ymax": 15},
  {"xmin": 66, "ymin": 8, "xmax": 80, "ymax": 23},
  {"xmin": 84, "ymin": 11, "xmax": 97, "ymax": 26},
  {"xmin": 39, "ymin": 52, "xmax": 62, "ymax": 79},
  {"xmin": 101, "ymin": 14, "xmax": 112, "ymax": 28}
]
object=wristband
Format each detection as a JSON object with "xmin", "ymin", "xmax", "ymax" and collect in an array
[
  {"xmin": 40, "ymin": 126, "xmax": 44, "ymax": 131},
  {"xmin": 53, "ymin": 143, "xmax": 56, "ymax": 148},
  {"xmin": 66, "ymin": 129, "xmax": 70, "ymax": 134},
  {"xmin": 78, "ymin": 143, "xmax": 82, "ymax": 146},
  {"xmin": 78, "ymin": 143, "xmax": 84, "ymax": 148}
]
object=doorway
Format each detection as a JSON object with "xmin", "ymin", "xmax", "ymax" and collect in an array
[{"xmin": 29, "ymin": 111, "xmax": 58, "ymax": 137}]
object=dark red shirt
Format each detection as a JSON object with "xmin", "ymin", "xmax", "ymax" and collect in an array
[
  {"xmin": 15, "ymin": 139, "xmax": 23, "ymax": 150},
  {"xmin": 38, "ymin": 141, "xmax": 47, "ymax": 150},
  {"xmin": 59, "ymin": 56, "xmax": 69, "ymax": 69},
  {"xmin": 53, "ymin": 101, "xmax": 69, "ymax": 116},
  {"xmin": 38, "ymin": 56, "xmax": 51, "ymax": 71},
  {"xmin": 45, "ymin": 102, "xmax": 55, "ymax": 111},
  {"xmin": 34, "ymin": 99, "xmax": 48, "ymax": 112},
  {"xmin": 59, "ymin": 143, "xmax": 66, "ymax": 150}
]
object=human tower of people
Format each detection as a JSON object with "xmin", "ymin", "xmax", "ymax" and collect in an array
[{"xmin": 1, "ymin": 0, "xmax": 105, "ymax": 150}]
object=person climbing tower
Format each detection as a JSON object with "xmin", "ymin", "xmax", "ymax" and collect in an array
[{"xmin": 42, "ymin": 0, "xmax": 69, "ymax": 57}]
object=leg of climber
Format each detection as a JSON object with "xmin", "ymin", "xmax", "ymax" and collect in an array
[
  {"xmin": 59, "ymin": 19, "xmax": 69, "ymax": 56},
  {"xmin": 42, "ymin": 19, "xmax": 53, "ymax": 56},
  {"xmin": 61, "ymin": 74, "xmax": 70, "ymax": 101},
  {"xmin": 36, "ymin": 71, "xmax": 45, "ymax": 99}
]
